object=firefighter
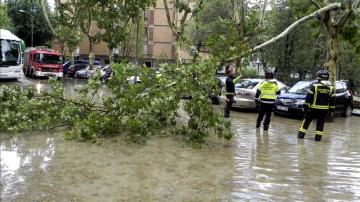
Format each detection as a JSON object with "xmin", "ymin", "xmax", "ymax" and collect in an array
[
  {"xmin": 224, "ymin": 66, "xmax": 241, "ymax": 118},
  {"xmin": 255, "ymin": 70, "xmax": 280, "ymax": 130},
  {"xmin": 297, "ymin": 70, "xmax": 335, "ymax": 141}
]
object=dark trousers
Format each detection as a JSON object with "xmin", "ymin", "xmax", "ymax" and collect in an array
[
  {"xmin": 224, "ymin": 95, "xmax": 234, "ymax": 118},
  {"xmin": 256, "ymin": 103, "xmax": 274, "ymax": 129},
  {"xmin": 298, "ymin": 109, "xmax": 328, "ymax": 141}
]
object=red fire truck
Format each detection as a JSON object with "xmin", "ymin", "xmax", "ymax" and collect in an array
[{"xmin": 23, "ymin": 47, "xmax": 63, "ymax": 78}]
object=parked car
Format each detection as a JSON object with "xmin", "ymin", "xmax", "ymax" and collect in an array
[
  {"xmin": 274, "ymin": 80, "xmax": 353, "ymax": 118},
  {"xmin": 219, "ymin": 78, "xmax": 287, "ymax": 109},
  {"xmin": 74, "ymin": 65, "xmax": 103, "ymax": 79},
  {"xmin": 66, "ymin": 60, "xmax": 101, "ymax": 77}
]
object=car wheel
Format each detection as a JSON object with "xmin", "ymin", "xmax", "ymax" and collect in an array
[{"xmin": 343, "ymin": 105, "xmax": 353, "ymax": 117}]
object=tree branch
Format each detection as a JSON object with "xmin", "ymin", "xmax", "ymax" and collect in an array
[
  {"xmin": 40, "ymin": 0, "xmax": 56, "ymax": 35},
  {"xmin": 310, "ymin": 0, "xmax": 321, "ymax": 9},
  {"xmin": 163, "ymin": 0, "xmax": 180, "ymax": 38},
  {"xmin": 252, "ymin": 3, "xmax": 341, "ymax": 52},
  {"xmin": 258, "ymin": 0, "xmax": 268, "ymax": 30}
]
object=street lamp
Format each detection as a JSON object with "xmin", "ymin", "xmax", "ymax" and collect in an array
[{"xmin": 19, "ymin": 9, "xmax": 34, "ymax": 47}]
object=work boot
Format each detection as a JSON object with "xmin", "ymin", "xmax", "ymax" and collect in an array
[
  {"xmin": 263, "ymin": 125, "xmax": 269, "ymax": 130},
  {"xmin": 315, "ymin": 134, "xmax": 322, "ymax": 141},
  {"xmin": 298, "ymin": 131, "xmax": 305, "ymax": 139}
]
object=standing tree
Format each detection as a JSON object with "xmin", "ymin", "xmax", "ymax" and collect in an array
[
  {"xmin": 163, "ymin": 0, "xmax": 195, "ymax": 66},
  {"xmin": 0, "ymin": 3, "xmax": 12, "ymax": 30},
  {"xmin": 97, "ymin": 0, "xmax": 155, "ymax": 64},
  {"xmin": 7, "ymin": 0, "xmax": 54, "ymax": 47},
  {"xmin": 253, "ymin": 0, "xmax": 359, "ymax": 83},
  {"xmin": 40, "ymin": 0, "xmax": 82, "ymax": 61},
  {"xmin": 97, "ymin": 2, "xmax": 131, "ymax": 64},
  {"xmin": 188, "ymin": 0, "xmax": 267, "ymax": 74},
  {"xmin": 76, "ymin": 0, "xmax": 102, "ymax": 69},
  {"xmin": 310, "ymin": 0, "xmax": 360, "ymax": 82}
]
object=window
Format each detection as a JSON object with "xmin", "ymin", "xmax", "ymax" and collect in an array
[
  {"xmin": 288, "ymin": 81, "xmax": 312, "ymax": 94},
  {"xmin": 235, "ymin": 80, "xmax": 259, "ymax": 89},
  {"xmin": 0, "ymin": 39, "xmax": 21, "ymax": 66},
  {"xmin": 35, "ymin": 54, "xmax": 61, "ymax": 64},
  {"xmin": 335, "ymin": 82, "xmax": 346, "ymax": 94}
]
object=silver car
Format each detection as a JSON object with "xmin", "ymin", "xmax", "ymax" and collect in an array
[{"xmin": 220, "ymin": 78, "xmax": 286, "ymax": 109}]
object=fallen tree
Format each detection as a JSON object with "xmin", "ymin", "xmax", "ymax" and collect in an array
[{"xmin": 0, "ymin": 62, "xmax": 232, "ymax": 146}]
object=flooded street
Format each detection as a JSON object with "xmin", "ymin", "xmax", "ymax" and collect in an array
[{"xmin": 1, "ymin": 78, "xmax": 360, "ymax": 201}]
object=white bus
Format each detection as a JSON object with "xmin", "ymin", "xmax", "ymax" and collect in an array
[{"xmin": 0, "ymin": 29, "xmax": 23, "ymax": 79}]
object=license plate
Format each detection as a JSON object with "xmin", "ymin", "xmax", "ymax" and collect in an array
[{"xmin": 277, "ymin": 106, "xmax": 288, "ymax": 111}]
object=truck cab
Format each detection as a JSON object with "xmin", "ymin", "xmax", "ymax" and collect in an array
[{"xmin": 23, "ymin": 47, "xmax": 63, "ymax": 78}]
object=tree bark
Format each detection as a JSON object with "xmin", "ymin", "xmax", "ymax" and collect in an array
[
  {"xmin": 89, "ymin": 36, "xmax": 95, "ymax": 70},
  {"xmin": 109, "ymin": 48, "xmax": 114, "ymax": 64},
  {"xmin": 325, "ymin": 35, "xmax": 338, "ymax": 82}
]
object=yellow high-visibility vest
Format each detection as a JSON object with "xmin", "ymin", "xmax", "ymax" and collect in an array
[{"xmin": 259, "ymin": 81, "xmax": 280, "ymax": 100}]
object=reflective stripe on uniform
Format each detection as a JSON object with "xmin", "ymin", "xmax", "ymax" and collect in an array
[
  {"xmin": 316, "ymin": 131, "xmax": 324, "ymax": 136},
  {"xmin": 226, "ymin": 92, "xmax": 235, "ymax": 95},
  {"xmin": 313, "ymin": 85, "xmax": 318, "ymax": 106},
  {"xmin": 299, "ymin": 120, "xmax": 307, "ymax": 133},
  {"xmin": 310, "ymin": 105, "xmax": 329, "ymax": 110}
]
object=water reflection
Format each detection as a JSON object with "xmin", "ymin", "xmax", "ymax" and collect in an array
[
  {"xmin": 36, "ymin": 82, "xmax": 43, "ymax": 94},
  {"xmin": 1, "ymin": 136, "xmax": 55, "ymax": 200}
]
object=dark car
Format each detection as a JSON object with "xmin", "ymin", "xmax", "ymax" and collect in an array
[
  {"xmin": 274, "ymin": 80, "xmax": 353, "ymax": 118},
  {"xmin": 66, "ymin": 60, "xmax": 101, "ymax": 77}
]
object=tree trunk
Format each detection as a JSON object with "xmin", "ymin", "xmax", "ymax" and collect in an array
[
  {"xmin": 175, "ymin": 36, "xmax": 180, "ymax": 67},
  {"xmin": 89, "ymin": 37, "xmax": 95, "ymax": 70},
  {"xmin": 235, "ymin": 59, "xmax": 241, "ymax": 77},
  {"xmin": 325, "ymin": 35, "xmax": 338, "ymax": 83},
  {"xmin": 71, "ymin": 49, "xmax": 75, "ymax": 66},
  {"xmin": 59, "ymin": 40, "xmax": 65, "ymax": 57},
  {"xmin": 109, "ymin": 48, "xmax": 114, "ymax": 64}
]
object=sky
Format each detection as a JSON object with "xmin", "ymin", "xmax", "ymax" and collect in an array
[{"xmin": 47, "ymin": 0, "xmax": 55, "ymax": 11}]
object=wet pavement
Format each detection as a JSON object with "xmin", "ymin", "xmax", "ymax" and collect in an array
[{"xmin": 1, "ymin": 77, "xmax": 360, "ymax": 201}]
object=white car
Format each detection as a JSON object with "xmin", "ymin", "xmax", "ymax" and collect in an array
[{"xmin": 220, "ymin": 78, "xmax": 287, "ymax": 109}]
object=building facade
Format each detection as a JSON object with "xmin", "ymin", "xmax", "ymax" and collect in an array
[{"xmin": 54, "ymin": 0, "xmax": 180, "ymax": 66}]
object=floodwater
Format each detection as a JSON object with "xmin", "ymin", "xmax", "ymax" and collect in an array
[{"xmin": 1, "ymin": 78, "xmax": 360, "ymax": 201}]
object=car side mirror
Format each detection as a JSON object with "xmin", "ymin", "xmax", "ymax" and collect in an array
[{"xmin": 281, "ymin": 87, "xmax": 288, "ymax": 94}]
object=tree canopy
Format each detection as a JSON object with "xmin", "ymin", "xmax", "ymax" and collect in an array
[{"xmin": 6, "ymin": 0, "xmax": 54, "ymax": 47}]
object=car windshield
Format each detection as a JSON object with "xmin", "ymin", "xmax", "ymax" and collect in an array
[
  {"xmin": 0, "ymin": 39, "xmax": 21, "ymax": 66},
  {"xmin": 36, "ymin": 53, "xmax": 61, "ymax": 64},
  {"xmin": 288, "ymin": 81, "xmax": 312, "ymax": 94},
  {"xmin": 235, "ymin": 80, "xmax": 259, "ymax": 89}
]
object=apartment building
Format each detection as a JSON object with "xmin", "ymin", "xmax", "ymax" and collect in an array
[{"xmin": 54, "ymin": 0, "xmax": 184, "ymax": 66}]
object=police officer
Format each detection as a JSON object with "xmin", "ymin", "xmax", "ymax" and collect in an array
[
  {"xmin": 224, "ymin": 66, "xmax": 241, "ymax": 118},
  {"xmin": 297, "ymin": 70, "xmax": 335, "ymax": 141},
  {"xmin": 255, "ymin": 70, "xmax": 280, "ymax": 130}
]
